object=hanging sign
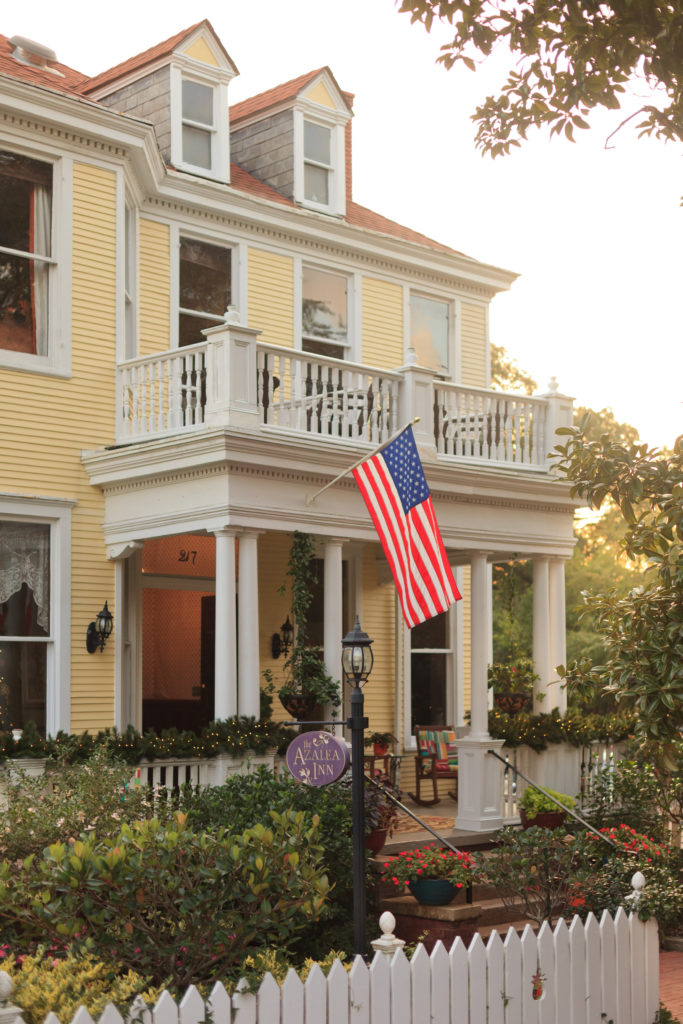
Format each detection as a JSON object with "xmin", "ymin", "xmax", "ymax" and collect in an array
[{"xmin": 285, "ymin": 731, "xmax": 350, "ymax": 786}]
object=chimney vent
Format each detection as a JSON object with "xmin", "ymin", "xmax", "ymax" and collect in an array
[{"xmin": 9, "ymin": 35, "xmax": 58, "ymax": 68}]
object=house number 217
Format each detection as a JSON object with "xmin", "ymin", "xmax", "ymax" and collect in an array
[{"xmin": 178, "ymin": 549, "xmax": 197, "ymax": 564}]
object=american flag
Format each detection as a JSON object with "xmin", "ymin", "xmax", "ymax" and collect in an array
[{"xmin": 353, "ymin": 426, "xmax": 461, "ymax": 627}]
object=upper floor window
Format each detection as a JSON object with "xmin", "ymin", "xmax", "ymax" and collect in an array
[
  {"xmin": 304, "ymin": 121, "xmax": 332, "ymax": 206},
  {"xmin": 302, "ymin": 266, "xmax": 348, "ymax": 359},
  {"xmin": 0, "ymin": 151, "xmax": 52, "ymax": 357},
  {"xmin": 179, "ymin": 237, "xmax": 231, "ymax": 347},
  {"xmin": 410, "ymin": 294, "xmax": 451, "ymax": 375},
  {"xmin": 182, "ymin": 80, "xmax": 215, "ymax": 171}
]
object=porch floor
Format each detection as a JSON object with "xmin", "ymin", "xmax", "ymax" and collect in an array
[{"xmin": 385, "ymin": 795, "xmax": 500, "ymax": 854}]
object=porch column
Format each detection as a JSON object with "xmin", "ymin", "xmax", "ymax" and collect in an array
[
  {"xmin": 455, "ymin": 551, "xmax": 504, "ymax": 833},
  {"xmin": 533, "ymin": 556, "xmax": 551, "ymax": 712},
  {"xmin": 238, "ymin": 530, "xmax": 261, "ymax": 718},
  {"xmin": 214, "ymin": 528, "xmax": 237, "ymax": 721},
  {"xmin": 549, "ymin": 557, "xmax": 567, "ymax": 715},
  {"xmin": 108, "ymin": 541, "xmax": 143, "ymax": 732},
  {"xmin": 323, "ymin": 538, "xmax": 345, "ymax": 708}
]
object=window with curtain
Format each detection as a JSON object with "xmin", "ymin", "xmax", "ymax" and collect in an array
[
  {"xmin": 410, "ymin": 294, "xmax": 450, "ymax": 374},
  {"xmin": 302, "ymin": 266, "xmax": 348, "ymax": 359},
  {"xmin": 182, "ymin": 80, "xmax": 215, "ymax": 171},
  {"xmin": 0, "ymin": 151, "xmax": 52, "ymax": 357},
  {"xmin": 0, "ymin": 522, "xmax": 50, "ymax": 732}
]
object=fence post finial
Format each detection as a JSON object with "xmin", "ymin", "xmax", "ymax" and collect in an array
[
  {"xmin": 371, "ymin": 911, "xmax": 406, "ymax": 960},
  {"xmin": 0, "ymin": 972, "xmax": 24, "ymax": 1024},
  {"xmin": 626, "ymin": 870, "xmax": 646, "ymax": 910}
]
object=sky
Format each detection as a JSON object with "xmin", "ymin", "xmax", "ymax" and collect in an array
[{"xmin": 8, "ymin": 0, "xmax": 682, "ymax": 448}]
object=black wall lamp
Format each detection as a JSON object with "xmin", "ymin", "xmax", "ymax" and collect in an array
[
  {"xmin": 86, "ymin": 601, "xmax": 113, "ymax": 653},
  {"xmin": 271, "ymin": 615, "xmax": 294, "ymax": 659}
]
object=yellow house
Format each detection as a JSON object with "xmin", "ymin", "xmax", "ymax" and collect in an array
[{"xmin": 0, "ymin": 21, "xmax": 575, "ymax": 829}]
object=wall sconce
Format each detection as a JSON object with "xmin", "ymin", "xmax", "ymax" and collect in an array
[
  {"xmin": 271, "ymin": 615, "xmax": 294, "ymax": 659},
  {"xmin": 86, "ymin": 601, "xmax": 113, "ymax": 653}
]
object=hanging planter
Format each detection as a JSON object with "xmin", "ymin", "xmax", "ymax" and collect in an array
[
  {"xmin": 278, "ymin": 693, "xmax": 322, "ymax": 721},
  {"xmin": 494, "ymin": 692, "xmax": 532, "ymax": 714}
]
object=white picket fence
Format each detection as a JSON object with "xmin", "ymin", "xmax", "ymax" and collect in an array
[{"xmin": 0, "ymin": 907, "xmax": 659, "ymax": 1024}]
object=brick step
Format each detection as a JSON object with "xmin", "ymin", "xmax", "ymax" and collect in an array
[
  {"xmin": 475, "ymin": 919, "xmax": 539, "ymax": 942},
  {"xmin": 474, "ymin": 896, "xmax": 530, "ymax": 926}
]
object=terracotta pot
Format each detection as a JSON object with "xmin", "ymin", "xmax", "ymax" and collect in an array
[
  {"xmin": 494, "ymin": 692, "xmax": 532, "ymax": 714},
  {"xmin": 364, "ymin": 828, "xmax": 388, "ymax": 855},
  {"xmin": 373, "ymin": 742, "xmax": 389, "ymax": 756},
  {"xmin": 408, "ymin": 877, "xmax": 461, "ymax": 906},
  {"xmin": 519, "ymin": 809, "xmax": 567, "ymax": 830}
]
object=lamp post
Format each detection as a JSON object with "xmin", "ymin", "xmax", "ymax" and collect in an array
[{"xmin": 341, "ymin": 615, "xmax": 373, "ymax": 957}]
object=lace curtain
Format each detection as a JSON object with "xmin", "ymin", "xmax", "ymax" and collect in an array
[{"xmin": 0, "ymin": 523, "xmax": 50, "ymax": 631}]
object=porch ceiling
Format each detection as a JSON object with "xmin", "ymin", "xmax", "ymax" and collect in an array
[{"xmin": 82, "ymin": 427, "xmax": 578, "ymax": 558}]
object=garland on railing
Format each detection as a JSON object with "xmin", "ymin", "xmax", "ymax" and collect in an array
[
  {"xmin": 488, "ymin": 707, "xmax": 635, "ymax": 753},
  {"xmin": 0, "ymin": 718, "xmax": 297, "ymax": 765}
]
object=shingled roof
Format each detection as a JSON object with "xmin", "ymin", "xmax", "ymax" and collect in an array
[
  {"xmin": 230, "ymin": 66, "xmax": 351, "ymax": 125},
  {"xmin": 0, "ymin": 33, "xmax": 88, "ymax": 95}
]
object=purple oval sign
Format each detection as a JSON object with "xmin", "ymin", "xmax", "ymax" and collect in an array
[{"xmin": 285, "ymin": 731, "xmax": 350, "ymax": 786}]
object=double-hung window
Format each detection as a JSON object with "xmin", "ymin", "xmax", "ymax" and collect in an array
[
  {"xmin": 178, "ymin": 237, "xmax": 231, "ymax": 348},
  {"xmin": 410, "ymin": 294, "xmax": 451, "ymax": 375},
  {"xmin": 0, "ymin": 150, "xmax": 52, "ymax": 357},
  {"xmin": 302, "ymin": 266, "xmax": 348, "ymax": 359},
  {"xmin": 303, "ymin": 120, "xmax": 332, "ymax": 207},
  {"xmin": 181, "ymin": 79, "xmax": 215, "ymax": 171},
  {"xmin": 410, "ymin": 611, "xmax": 452, "ymax": 729}
]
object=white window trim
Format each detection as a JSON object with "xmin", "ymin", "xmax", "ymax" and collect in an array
[
  {"xmin": 0, "ymin": 494, "xmax": 73, "ymax": 736},
  {"xmin": 296, "ymin": 257, "xmax": 357, "ymax": 361},
  {"xmin": 119, "ymin": 186, "xmax": 138, "ymax": 363},
  {"xmin": 293, "ymin": 105, "xmax": 347, "ymax": 216},
  {"xmin": 0, "ymin": 150, "xmax": 72, "ymax": 378},
  {"xmin": 405, "ymin": 287, "xmax": 456, "ymax": 379},
  {"xmin": 170, "ymin": 62, "xmax": 230, "ymax": 183},
  {"xmin": 170, "ymin": 226, "xmax": 239, "ymax": 349},
  {"xmin": 402, "ymin": 605, "xmax": 456, "ymax": 749}
]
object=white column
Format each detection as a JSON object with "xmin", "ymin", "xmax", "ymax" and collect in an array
[
  {"xmin": 455, "ymin": 551, "xmax": 503, "ymax": 833},
  {"xmin": 533, "ymin": 556, "xmax": 551, "ymax": 713},
  {"xmin": 549, "ymin": 557, "xmax": 568, "ymax": 714},
  {"xmin": 238, "ymin": 531, "xmax": 261, "ymax": 719},
  {"xmin": 470, "ymin": 551, "xmax": 491, "ymax": 738},
  {"xmin": 108, "ymin": 541, "xmax": 143, "ymax": 732},
  {"xmin": 323, "ymin": 538, "xmax": 345, "ymax": 708},
  {"xmin": 214, "ymin": 528, "xmax": 237, "ymax": 720}
]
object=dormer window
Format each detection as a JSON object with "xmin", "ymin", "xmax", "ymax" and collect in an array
[
  {"xmin": 303, "ymin": 121, "xmax": 332, "ymax": 205},
  {"xmin": 182, "ymin": 80, "xmax": 215, "ymax": 170}
]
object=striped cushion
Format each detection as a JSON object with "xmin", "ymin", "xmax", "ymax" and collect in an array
[{"xmin": 417, "ymin": 729, "xmax": 458, "ymax": 771}]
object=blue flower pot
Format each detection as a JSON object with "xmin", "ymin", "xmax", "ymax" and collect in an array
[{"xmin": 408, "ymin": 878, "xmax": 459, "ymax": 906}]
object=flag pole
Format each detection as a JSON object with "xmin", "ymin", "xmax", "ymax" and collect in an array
[{"xmin": 305, "ymin": 417, "xmax": 420, "ymax": 506}]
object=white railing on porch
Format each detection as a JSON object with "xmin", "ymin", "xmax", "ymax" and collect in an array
[
  {"xmin": 118, "ymin": 345, "xmax": 208, "ymax": 441},
  {"xmin": 434, "ymin": 383, "xmax": 549, "ymax": 468},
  {"xmin": 256, "ymin": 344, "xmax": 401, "ymax": 444},
  {"xmin": 498, "ymin": 740, "xmax": 628, "ymax": 823},
  {"xmin": 0, "ymin": 908, "xmax": 659, "ymax": 1024}
]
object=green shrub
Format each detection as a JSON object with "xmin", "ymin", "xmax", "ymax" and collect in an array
[
  {"xmin": 519, "ymin": 786, "xmax": 576, "ymax": 820},
  {"xmin": 0, "ymin": 810, "xmax": 329, "ymax": 988},
  {"xmin": 2, "ymin": 951, "xmax": 160, "ymax": 1024},
  {"xmin": 584, "ymin": 757, "xmax": 681, "ymax": 844},
  {"xmin": 0, "ymin": 748, "xmax": 156, "ymax": 863}
]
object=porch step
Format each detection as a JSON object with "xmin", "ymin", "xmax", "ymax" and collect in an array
[{"xmin": 475, "ymin": 919, "xmax": 539, "ymax": 942}]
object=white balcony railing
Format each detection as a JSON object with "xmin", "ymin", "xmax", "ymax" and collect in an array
[
  {"xmin": 257, "ymin": 343, "xmax": 401, "ymax": 444},
  {"xmin": 434, "ymin": 383, "xmax": 549, "ymax": 468},
  {"xmin": 115, "ymin": 324, "xmax": 572, "ymax": 471}
]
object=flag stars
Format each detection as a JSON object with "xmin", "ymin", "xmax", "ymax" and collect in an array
[{"xmin": 383, "ymin": 430, "xmax": 430, "ymax": 512}]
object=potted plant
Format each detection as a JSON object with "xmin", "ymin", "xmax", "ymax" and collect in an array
[
  {"xmin": 364, "ymin": 731, "xmax": 397, "ymax": 756},
  {"xmin": 519, "ymin": 785, "xmax": 576, "ymax": 829},
  {"xmin": 383, "ymin": 843, "xmax": 474, "ymax": 905},
  {"xmin": 488, "ymin": 657, "xmax": 538, "ymax": 714},
  {"xmin": 364, "ymin": 775, "xmax": 400, "ymax": 855},
  {"xmin": 276, "ymin": 533, "xmax": 341, "ymax": 723}
]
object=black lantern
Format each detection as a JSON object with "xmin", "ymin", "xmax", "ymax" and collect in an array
[
  {"xmin": 341, "ymin": 615, "xmax": 374, "ymax": 687},
  {"xmin": 271, "ymin": 615, "xmax": 294, "ymax": 659},
  {"xmin": 86, "ymin": 601, "xmax": 113, "ymax": 654}
]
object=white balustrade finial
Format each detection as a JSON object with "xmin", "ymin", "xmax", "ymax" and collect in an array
[
  {"xmin": 0, "ymin": 972, "xmax": 13, "ymax": 1005},
  {"xmin": 547, "ymin": 376, "xmax": 559, "ymax": 393},
  {"xmin": 371, "ymin": 911, "xmax": 405, "ymax": 960},
  {"xmin": 406, "ymin": 346, "xmax": 417, "ymax": 366},
  {"xmin": 225, "ymin": 306, "xmax": 240, "ymax": 324}
]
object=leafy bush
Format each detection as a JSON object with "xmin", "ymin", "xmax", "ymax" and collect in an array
[
  {"xmin": 0, "ymin": 810, "xmax": 330, "ymax": 988},
  {"xmin": 584, "ymin": 756, "xmax": 683, "ymax": 844},
  {"xmin": 1, "ymin": 950, "xmax": 160, "ymax": 1024},
  {"xmin": 475, "ymin": 826, "xmax": 581, "ymax": 926},
  {"xmin": 0, "ymin": 748, "xmax": 157, "ymax": 864},
  {"xmin": 519, "ymin": 786, "xmax": 576, "ymax": 820},
  {"xmin": 488, "ymin": 707, "xmax": 634, "ymax": 752}
]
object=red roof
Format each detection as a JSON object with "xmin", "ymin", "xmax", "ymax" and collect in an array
[
  {"xmin": 346, "ymin": 201, "xmax": 461, "ymax": 255},
  {"xmin": 0, "ymin": 33, "xmax": 88, "ymax": 95},
  {"xmin": 229, "ymin": 163, "xmax": 295, "ymax": 208},
  {"xmin": 80, "ymin": 19, "xmax": 236, "ymax": 95},
  {"xmin": 230, "ymin": 67, "xmax": 351, "ymax": 125}
]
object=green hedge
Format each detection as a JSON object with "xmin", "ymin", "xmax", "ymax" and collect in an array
[{"xmin": 488, "ymin": 707, "xmax": 635, "ymax": 752}]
